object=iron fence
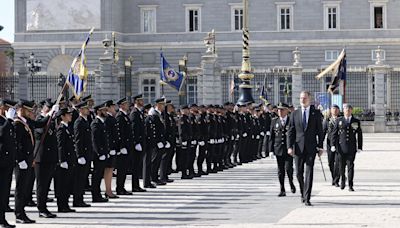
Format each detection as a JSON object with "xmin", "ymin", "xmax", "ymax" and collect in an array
[{"xmin": 0, "ymin": 75, "xmax": 18, "ymax": 100}]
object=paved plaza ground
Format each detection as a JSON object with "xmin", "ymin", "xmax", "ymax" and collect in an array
[{"xmin": 5, "ymin": 133, "xmax": 400, "ymax": 227}]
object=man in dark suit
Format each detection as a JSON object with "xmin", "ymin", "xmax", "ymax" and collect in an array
[
  {"xmin": 55, "ymin": 108, "xmax": 76, "ymax": 213},
  {"xmin": 90, "ymin": 102, "xmax": 110, "ymax": 203},
  {"xmin": 33, "ymin": 99, "xmax": 58, "ymax": 218},
  {"xmin": 0, "ymin": 99, "xmax": 17, "ymax": 228},
  {"xmin": 269, "ymin": 103, "xmax": 296, "ymax": 197},
  {"xmin": 322, "ymin": 104, "xmax": 341, "ymax": 187},
  {"xmin": 72, "ymin": 101, "xmax": 92, "ymax": 207},
  {"xmin": 287, "ymin": 91, "xmax": 324, "ymax": 206},
  {"xmin": 332, "ymin": 104, "xmax": 363, "ymax": 191}
]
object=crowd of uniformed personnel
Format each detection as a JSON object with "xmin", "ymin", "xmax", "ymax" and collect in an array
[{"xmin": 0, "ymin": 91, "xmax": 363, "ymax": 228}]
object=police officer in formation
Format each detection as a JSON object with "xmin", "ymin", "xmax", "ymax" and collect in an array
[{"xmin": 0, "ymin": 90, "xmax": 364, "ymax": 227}]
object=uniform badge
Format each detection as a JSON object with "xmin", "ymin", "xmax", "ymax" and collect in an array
[
  {"xmin": 339, "ymin": 121, "xmax": 342, "ymax": 126},
  {"xmin": 276, "ymin": 123, "xmax": 279, "ymax": 128},
  {"xmin": 351, "ymin": 122, "xmax": 359, "ymax": 130}
]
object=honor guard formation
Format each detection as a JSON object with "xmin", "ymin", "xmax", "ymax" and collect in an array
[{"xmin": 0, "ymin": 91, "xmax": 363, "ymax": 228}]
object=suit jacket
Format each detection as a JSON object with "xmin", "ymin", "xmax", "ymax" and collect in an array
[
  {"xmin": 56, "ymin": 123, "xmax": 76, "ymax": 165},
  {"xmin": 74, "ymin": 116, "xmax": 93, "ymax": 160},
  {"xmin": 0, "ymin": 116, "xmax": 17, "ymax": 167},
  {"xmin": 269, "ymin": 116, "xmax": 290, "ymax": 156},
  {"xmin": 105, "ymin": 114, "xmax": 118, "ymax": 151},
  {"xmin": 145, "ymin": 109, "xmax": 166, "ymax": 149},
  {"xmin": 34, "ymin": 114, "xmax": 58, "ymax": 163},
  {"xmin": 14, "ymin": 117, "xmax": 35, "ymax": 165},
  {"xmin": 116, "ymin": 111, "xmax": 133, "ymax": 151},
  {"xmin": 91, "ymin": 117, "xmax": 109, "ymax": 158},
  {"xmin": 287, "ymin": 105, "xmax": 324, "ymax": 155},
  {"xmin": 332, "ymin": 116, "xmax": 363, "ymax": 155},
  {"xmin": 130, "ymin": 107, "xmax": 145, "ymax": 146}
]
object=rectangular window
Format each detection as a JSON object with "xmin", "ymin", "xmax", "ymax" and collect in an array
[
  {"xmin": 186, "ymin": 7, "xmax": 201, "ymax": 32},
  {"xmin": 142, "ymin": 78, "xmax": 157, "ymax": 104},
  {"xmin": 328, "ymin": 7, "xmax": 337, "ymax": 29},
  {"xmin": 374, "ymin": 6, "xmax": 383, "ymax": 28},
  {"xmin": 324, "ymin": 3, "xmax": 340, "ymax": 30},
  {"xmin": 276, "ymin": 4, "xmax": 293, "ymax": 31},
  {"xmin": 140, "ymin": 6, "xmax": 157, "ymax": 33},
  {"xmin": 370, "ymin": 2, "xmax": 387, "ymax": 29},
  {"xmin": 325, "ymin": 50, "xmax": 340, "ymax": 61},
  {"xmin": 233, "ymin": 8, "xmax": 243, "ymax": 31},
  {"xmin": 186, "ymin": 77, "xmax": 198, "ymax": 104}
]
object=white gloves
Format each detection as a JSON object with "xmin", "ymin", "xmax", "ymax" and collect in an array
[
  {"xmin": 251, "ymin": 135, "xmax": 254, "ymax": 139},
  {"xmin": 191, "ymin": 140, "xmax": 197, "ymax": 145},
  {"xmin": 182, "ymin": 141, "xmax": 188, "ymax": 146},
  {"xmin": 18, "ymin": 160, "xmax": 28, "ymax": 169},
  {"xmin": 269, "ymin": 152, "xmax": 275, "ymax": 158},
  {"xmin": 221, "ymin": 138, "xmax": 225, "ymax": 143},
  {"xmin": 236, "ymin": 134, "xmax": 240, "ymax": 140},
  {"xmin": 48, "ymin": 104, "xmax": 60, "ymax": 116},
  {"xmin": 199, "ymin": 141, "xmax": 205, "ymax": 146},
  {"xmin": 5, "ymin": 108, "xmax": 15, "ymax": 119},
  {"xmin": 78, "ymin": 157, "xmax": 86, "ymax": 165},
  {"xmin": 331, "ymin": 146, "xmax": 336, "ymax": 152},
  {"xmin": 120, "ymin": 148, "xmax": 128, "ymax": 154},
  {"xmin": 135, "ymin": 144, "xmax": 143, "ymax": 151},
  {"xmin": 256, "ymin": 135, "xmax": 260, "ymax": 139},
  {"xmin": 157, "ymin": 142, "xmax": 164, "ymax": 149},
  {"xmin": 231, "ymin": 136, "xmax": 235, "ymax": 140},
  {"xmin": 266, "ymin": 131, "xmax": 271, "ymax": 136},
  {"xmin": 209, "ymin": 139, "xmax": 215, "ymax": 144},
  {"xmin": 99, "ymin": 155, "xmax": 106, "ymax": 161},
  {"xmin": 109, "ymin": 150, "xmax": 116, "ymax": 156},
  {"xmin": 260, "ymin": 132, "xmax": 265, "ymax": 136},
  {"xmin": 176, "ymin": 139, "xmax": 180, "ymax": 144},
  {"xmin": 243, "ymin": 133, "xmax": 247, "ymax": 137},
  {"xmin": 165, "ymin": 141, "xmax": 171, "ymax": 149},
  {"xmin": 60, "ymin": 162, "xmax": 68, "ymax": 169}
]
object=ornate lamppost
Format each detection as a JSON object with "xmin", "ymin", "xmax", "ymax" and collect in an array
[
  {"xmin": 237, "ymin": 0, "xmax": 254, "ymax": 105},
  {"xmin": 178, "ymin": 55, "xmax": 188, "ymax": 105},
  {"xmin": 26, "ymin": 52, "xmax": 42, "ymax": 100}
]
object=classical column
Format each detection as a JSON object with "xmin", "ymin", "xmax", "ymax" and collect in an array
[
  {"xmin": 368, "ymin": 46, "xmax": 391, "ymax": 132},
  {"xmin": 290, "ymin": 47, "xmax": 303, "ymax": 108},
  {"xmin": 199, "ymin": 54, "xmax": 222, "ymax": 105}
]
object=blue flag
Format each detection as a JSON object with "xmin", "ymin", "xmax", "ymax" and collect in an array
[
  {"xmin": 328, "ymin": 52, "xmax": 347, "ymax": 93},
  {"xmin": 160, "ymin": 52, "xmax": 185, "ymax": 92},
  {"xmin": 259, "ymin": 84, "xmax": 268, "ymax": 103},
  {"xmin": 67, "ymin": 28, "xmax": 94, "ymax": 99}
]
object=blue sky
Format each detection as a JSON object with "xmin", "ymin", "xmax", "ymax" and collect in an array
[{"xmin": 0, "ymin": 0, "xmax": 15, "ymax": 42}]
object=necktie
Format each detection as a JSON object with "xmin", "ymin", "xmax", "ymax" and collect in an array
[{"xmin": 303, "ymin": 109, "xmax": 307, "ymax": 130}]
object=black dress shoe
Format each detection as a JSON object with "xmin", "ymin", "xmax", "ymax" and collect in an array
[
  {"xmin": 200, "ymin": 171, "xmax": 208, "ymax": 176},
  {"xmin": 26, "ymin": 200, "xmax": 37, "ymax": 207},
  {"xmin": 73, "ymin": 202, "xmax": 91, "ymax": 207},
  {"xmin": 194, "ymin": 173, "xmax": 202, "ymax": 178},
  {"xmin": 290, "ymin": 184, "xmax": 296, "ymax": 194},
  {"xmin": 301, "ymin": 197, "xmax": 305, "ymax": 203},
  {"xmin": 39, "ymin": 211, "xmax": 57, "ymax": 218},
  {"xmin": 16, "ymin": 215, "xmax": 35, "ymax": 224},
  {"xmin": 116, "ymin": 190, "xmax": 133, "ymax": 195},
  {"xmin": 46, "ymin": 198, "xmax": 54, "ymax": 202},
  {"xmin": 181, "ymin": 175, "xmax": 191, "ymax": 179},
  {"xmin": 349, "ymin": 187, "xmax": 355, "ymax": 192},
  {"xmin": 92, "ymin": 197, "xmax": 109, "ymax": 203},
  {"xmin": 58, "ymin": 208, "xmax": 76, "ymax": 213},
  {"xmin": 132, "ymin": 187, "xmax": 147, "ymax": 192},
  {"xmin": 340, "ymin": 184, "xmax": 346, "ymax": 190},
  {"xmin": 305, "ymin": 201, "xmax": 313, "ymax": 206},
  {"xmin": 104, "ymin": 193, "xmax": 119, "ymax": 199},
  {"xmin": 5, "ymin": 206, "xmax": 14, "ymax": 212},
  {"xmin": 155, "ymin": 180, "xmax": 167, "ymax": 186},
  {"xmin": 144, "ymin": 184, "xmax": 157, "ymax": 188},
  {"xmin": 278, "ymin": 192, "xmax": 286, "ymax": 197},
  {"xmin": 335, "ymin": 183, "xmax": 340, "ymax": 187}
]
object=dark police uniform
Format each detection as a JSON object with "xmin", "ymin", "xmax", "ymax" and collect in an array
[
  {"xmin": 332, "ymin": 115, "xmax": 363, "ymax": 190},
  {"xmin": 33, "ymin": 101, "xmax": 58, "ymax": 214},
  {"xmin": 269, "ymin": 114, "xmax": 295, "ymax": 195},
  {"xmin": 73, "ymin": 102, "xmax": 92, "ymax": 207},
  {"xmin": 90, "ymin": 110, "xmax": 109, "ymax": 202},
  {"xmin": 130, "ymin": 105, "xmax": 146, "ymax": 191},
  {"xmin": 323, "ymin": 115, "xmax": 341, "ymax": 186},
  {"xmin": 0, "ymin": 99, "xmax": 17, "ymax": 227},
  {"xmin": 55, "ymin": 109, "xmax": 76, "ymax": 212},
  {"xmin": 196, "ymin": 111, "xmax": 208, "ymax": 175}
]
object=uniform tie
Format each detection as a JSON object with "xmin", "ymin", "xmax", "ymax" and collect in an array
[{"xmin": 303, "ymin": 109, "xmax": 307, "ymax": 130}]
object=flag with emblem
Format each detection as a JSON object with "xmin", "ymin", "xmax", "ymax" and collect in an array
[
  {"xmin": 67, "ymin": 27, "xmax": 94, "ymax": 99},
  {"xmin": 160, "ymin": 52, "xmax": 185, "ymax": 92},
  {"xmin": 259, "ymin": 84, "xmax": 268, "ymax": 103}
]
